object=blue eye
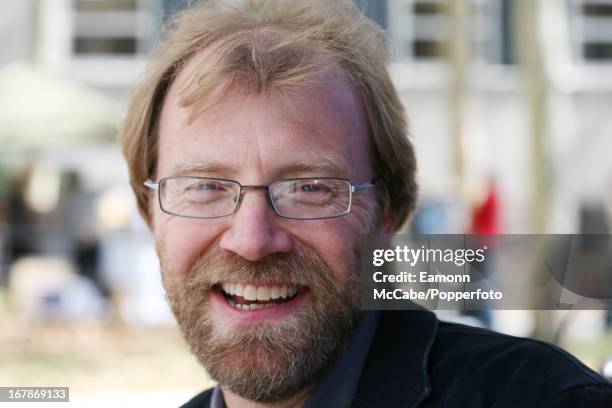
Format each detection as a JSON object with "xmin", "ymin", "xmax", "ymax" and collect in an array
[
  {"xmin": 194, "ymin": 182, "xmax": 220, "ymax": 191},
  {"xmin": 184, "ymin": 180, "xmax": 228, "ymax": 193},
  {"xmin": 283, "ymin": 180, "xmax": 337, "ymax": 206},
  {"xmin": 300, "ymin": 183, "xmax": 329, "ymax": 193},
  {"xmin": 183, "ymin": 180, "xmax": 231, "ymax": 204}
]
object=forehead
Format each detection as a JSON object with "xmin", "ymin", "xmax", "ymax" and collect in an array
[{"xmin": 156, "ymin": 55, "xmax": 371, "ymax": 181}]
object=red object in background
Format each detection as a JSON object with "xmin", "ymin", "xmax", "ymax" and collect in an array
[{"xmin": 471, "ymin": 180, "xmax": 502, "ymax": 235}]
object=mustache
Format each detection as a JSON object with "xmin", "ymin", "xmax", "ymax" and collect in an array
[{"xmin": 180, "ymin": 247, "xmax": 339, "ymax": 294}]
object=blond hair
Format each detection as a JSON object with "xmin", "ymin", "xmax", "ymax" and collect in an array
[{"xmin": 120, "ymin": 0, "xmax": 417, "ymax": 231}]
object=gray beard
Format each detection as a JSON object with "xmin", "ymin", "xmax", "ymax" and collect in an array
[{"xmin": 161, "ymin": 248, "xmax": 365, "ymax": 402}]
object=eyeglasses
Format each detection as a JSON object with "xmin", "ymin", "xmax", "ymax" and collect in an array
[{"xmin": 144, "ymin": 176, "xmax": 377, "ymax": 220}]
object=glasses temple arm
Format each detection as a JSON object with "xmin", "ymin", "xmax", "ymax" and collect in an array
[
  {"xmin": 144, "ymin": 179, "xmax": 159, "ymax": 191},
  {"xmin": 351, "ymin": 180, "xmax": 377, "ymax": 193}
]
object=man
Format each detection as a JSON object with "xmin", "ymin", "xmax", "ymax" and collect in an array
[{"xmin": 120, "ymin": 0, "xmax": 612, "ymax": 407}]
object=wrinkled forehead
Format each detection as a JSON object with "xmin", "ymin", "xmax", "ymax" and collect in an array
[{"xmin": 163, "ymin": 43, "xmax": 368, "ymax": 140}]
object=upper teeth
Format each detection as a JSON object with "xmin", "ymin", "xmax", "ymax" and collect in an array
[{"xmin": 220, "ymin": 283, "xmax": 299, "ymax": 301}]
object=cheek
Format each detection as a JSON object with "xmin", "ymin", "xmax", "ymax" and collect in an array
[
  {"xmin": 309, "ymin": 208, "xmax": 376, "ymax": 281},
  {"xmin": 292, "ymin": 221, "xmax": 361, "ymax": 281},
  {"xmin": 154, "ymin": 216, "xmax": 224, "ymax": 278}
]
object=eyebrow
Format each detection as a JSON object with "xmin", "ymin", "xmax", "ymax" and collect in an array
[
  {"xmin": 168, "ymin": 157, "xmax": 350, "ymax": 179},
  {"xmin": 171, "ymin": 162, "xmax": 231, "ymax": 177},
  {"xmin": 277, "ymin": 158, "xmax": 350, "ymax": 178}
]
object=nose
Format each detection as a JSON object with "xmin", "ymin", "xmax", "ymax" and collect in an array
[{"xmin": 219, "ymin": 189, "xmax": 293, "ymax": 261}]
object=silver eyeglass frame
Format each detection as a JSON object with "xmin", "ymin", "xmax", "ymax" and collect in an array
[{"xmin": 144, "ymin": 176, "xmax": 377, "ymax": 220}]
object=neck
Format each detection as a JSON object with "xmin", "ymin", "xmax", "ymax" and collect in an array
[{"xmin": 223, "ymin": 384, "xmax": 314, "ymax": 408}]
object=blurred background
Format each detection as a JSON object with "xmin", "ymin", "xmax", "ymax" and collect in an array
[{"xmin": 0, "ymin": 0, "xmax": 610, "ymax": 406}]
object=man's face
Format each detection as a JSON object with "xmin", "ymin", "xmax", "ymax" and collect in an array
[{"xmin": 152, "ymin": 61, "xmax": 378, "ymax": 402}]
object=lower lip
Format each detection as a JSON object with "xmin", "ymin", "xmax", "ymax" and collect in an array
[{"xmin": 209, "ymin": 287, "xmax": 309, "ymax": 323}]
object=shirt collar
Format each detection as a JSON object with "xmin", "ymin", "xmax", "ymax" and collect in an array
[
  {"xmin": 351, "ymin": 309, "xmax": 438, "ymax": 408},
  {"xmin": 210, "ymin": 386, "xmax": 224, "ymax": 408},
  {"xmin": 303, "ymin": 310, "xmax": 380, "ymax": 408}
]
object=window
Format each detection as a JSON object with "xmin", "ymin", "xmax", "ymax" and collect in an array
[
  {"xmin": 570, "ymin": 0, "xmax": 612, "ymax": 63},
  {"xmin": 386, "ymin": 0, "xmax": 508, "ymax": 64},
  {"xmin": 71, "ymin": 0, "xmax": 160, "ymax": 57}
]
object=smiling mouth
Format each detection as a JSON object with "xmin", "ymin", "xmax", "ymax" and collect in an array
[{"xmin": 216, "ymin": 283, "xmax": 303, "ymax": 311}]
